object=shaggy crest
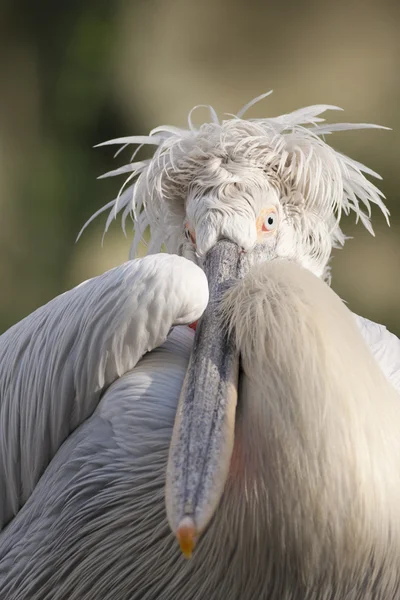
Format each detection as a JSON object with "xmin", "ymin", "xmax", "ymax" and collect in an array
[{"xmin": 80, "ymin": 92, "xmax": 390, "ymax": 266}]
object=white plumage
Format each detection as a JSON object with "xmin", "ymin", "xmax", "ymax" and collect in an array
[
  {"xmin": 0, "ymin": 94, "xmax": 399, "ymax": 599},
  {"xmin": 0, "ymin": 255, "xmax": 208, "ymax": 529},
  {"xmin": 80, "ymin": 92, "xmax": 389, "ymax": 280}
]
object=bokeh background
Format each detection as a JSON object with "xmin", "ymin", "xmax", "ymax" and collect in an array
[{"xmin": 1, "ymin": 0, "xmax": 399, "ymax": 334}]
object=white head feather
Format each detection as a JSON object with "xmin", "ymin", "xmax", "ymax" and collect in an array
[{"xmin": 80, "ymin": 92, "xmax": 390, "ymax": 280}]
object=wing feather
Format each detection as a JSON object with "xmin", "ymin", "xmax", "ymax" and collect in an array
[
  {"xmin": 0, "ymin": 255, "xmax": 208, "ymax": 529},
  {"xmin": 354, "ymin": 313, "xmax": 400, "ymax": 394}
]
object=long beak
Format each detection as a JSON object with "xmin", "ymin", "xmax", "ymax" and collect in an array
[{"xmin": 166, "ymin": 239, "xmax": 244, "ymax": 558}]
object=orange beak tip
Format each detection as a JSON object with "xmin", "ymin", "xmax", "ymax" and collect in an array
[{"xmin": 176, "ymin": 517, "xmax": 197, "ymax": 559}]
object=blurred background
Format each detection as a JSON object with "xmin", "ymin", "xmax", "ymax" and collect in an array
[{"xmin": 0, "ymin": 0, "xmax": 399, "ymax": 334}]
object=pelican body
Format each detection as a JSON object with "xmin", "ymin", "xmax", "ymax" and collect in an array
[{"xmin": 0, "ymin": 95, "xmax": 400, "ymax": 599}]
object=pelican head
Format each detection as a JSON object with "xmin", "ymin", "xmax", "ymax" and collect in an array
[{"xmin": 83, "ymin": 93, "xmax": 391, "ymax": 560}]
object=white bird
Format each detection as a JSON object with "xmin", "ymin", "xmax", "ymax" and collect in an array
[{"xmin": 0, "ymin": 93, "xmax": 399, "ymax": 600}]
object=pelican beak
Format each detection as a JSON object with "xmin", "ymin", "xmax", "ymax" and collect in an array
[{"xmin": 166, "ymin": 239, "xmax": 244, "ymax": 558}]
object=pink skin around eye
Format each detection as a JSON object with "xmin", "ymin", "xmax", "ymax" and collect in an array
[
  {"xmin": 256, "ymin": 208, "xmax": 277, "ymax": 237},
  {"xmin": 262, "ymin": 217, "xmax": 273, "ymax": 232}
]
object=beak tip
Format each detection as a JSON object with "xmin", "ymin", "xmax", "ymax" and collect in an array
[{"xmin": 176, "ymin": 516, "xmax": 198, "ymax": 559}]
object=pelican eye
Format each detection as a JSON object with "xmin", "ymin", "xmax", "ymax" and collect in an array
[
  {"xmin": 256, "ymin": 206, "xmax": 279, "ymax": 237},
  {"xmin": 263, "ymin": 214, "xmax": 277, "ymax": 232},
  {"xmin": 185, "ymin": 223, "xmax": 196, "ymax": 245}
]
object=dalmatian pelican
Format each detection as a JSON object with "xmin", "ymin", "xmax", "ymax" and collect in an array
[{"xmin": 0, "ymin": 93, "xmax": 399, "ymax": 599}]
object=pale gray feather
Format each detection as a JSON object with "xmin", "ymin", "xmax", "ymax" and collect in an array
[
  {"xmin": 0, "ymin": 267, "xmax": 399, "ymax": 600},
  {"xmin": 0, "ymin": 254, "xmax": 208, "ymax": 529}
]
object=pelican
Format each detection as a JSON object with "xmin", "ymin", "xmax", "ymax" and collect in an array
[{"xmin": 0, "ymin": 93, "xmax": 399, "ymax": 599}]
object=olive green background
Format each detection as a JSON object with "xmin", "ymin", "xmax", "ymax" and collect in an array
[{"xmin": 1, "ymin": 0, "xmax": 399, "ymax": 334}]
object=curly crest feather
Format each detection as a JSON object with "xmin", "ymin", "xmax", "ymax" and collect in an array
[{"xmin": 80, "ymin": 92, "xmax": 390, "ymax": 275}]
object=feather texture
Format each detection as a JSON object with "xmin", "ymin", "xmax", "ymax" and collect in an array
[
  {"xmin": 82, "ymin": 93, "xmax": 389, "ymax": 278},
  {"xmin": 0, "ymin": 254, "xmax": 208, "ymax": 529},
  {"xmin": 1, "ymin": 264, "xmax": 399, "ymax": 599}
]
